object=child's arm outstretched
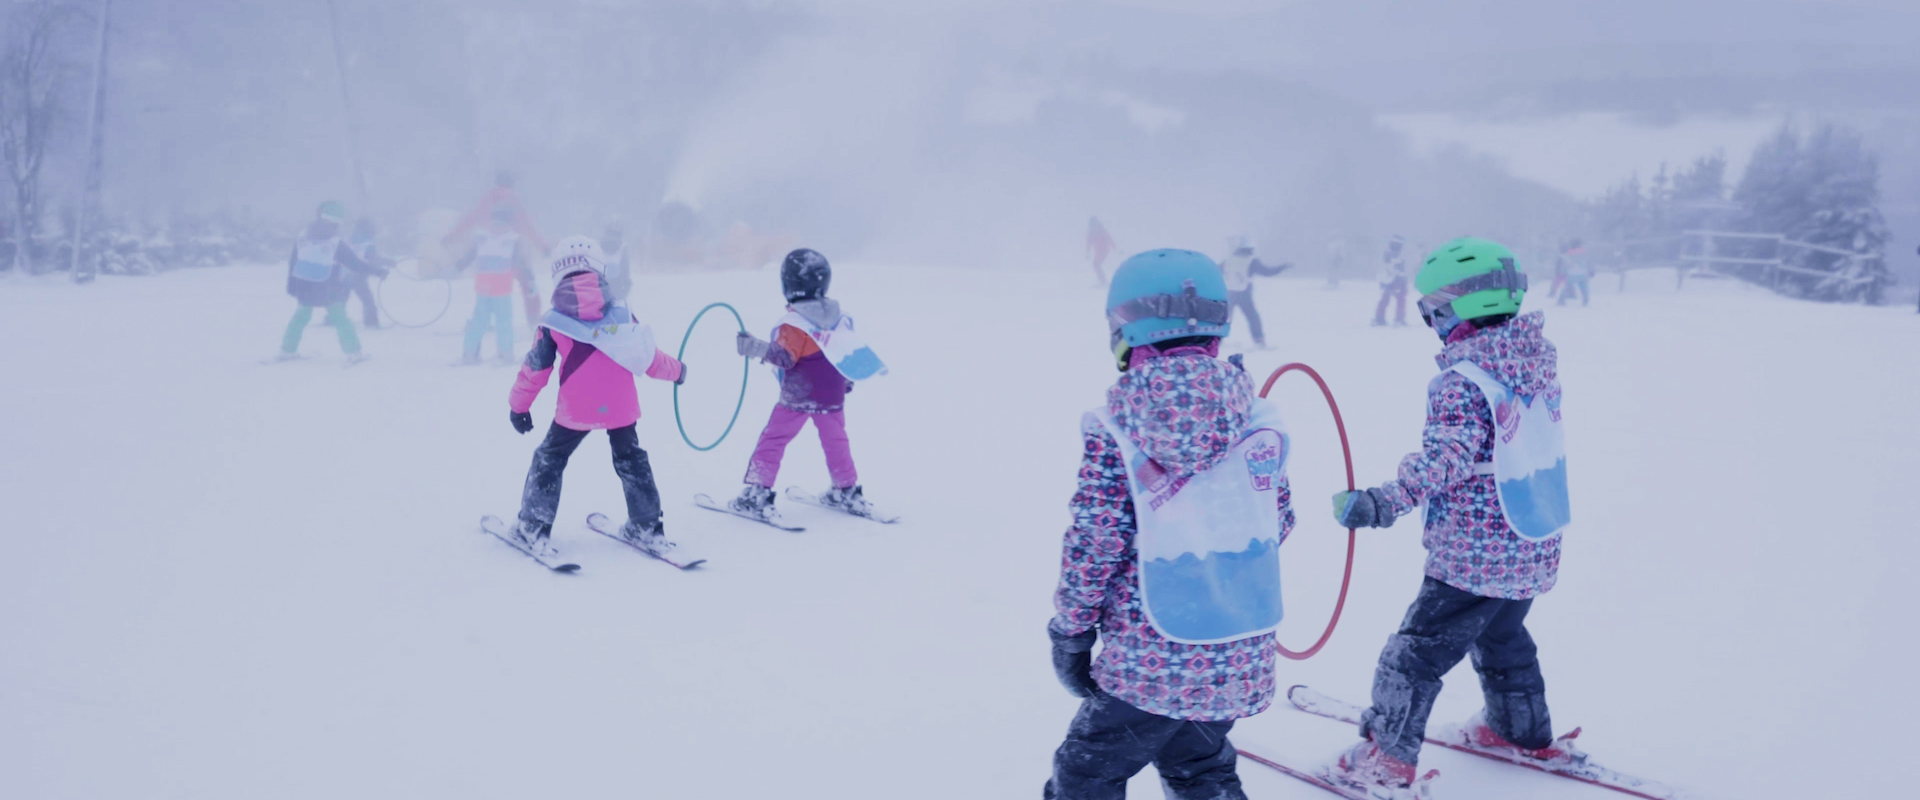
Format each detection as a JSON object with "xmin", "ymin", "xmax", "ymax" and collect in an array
[
  {"xmin": 1334, "ymin": 371, "xmax": 1489, "ymax": 528},
  {"xmin": 643, "ymin": 349, "xmax": 687, "ymax": 385}
]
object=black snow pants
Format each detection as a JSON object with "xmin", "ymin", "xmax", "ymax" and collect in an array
[
  {"xmin": 516, "ymin": 422, "xmax": 662, "ymax": 537},
  {"xmin": 1227, "ymin": 289, "xmax": 1265, "ymax": 345},
  {"xmin": 1045, "ymin": 692, "xmax": 1247, "ymax": 800},
  {"xmin": 1360, "ymin": 576, "xmax": 1551, "ymax": 766}
]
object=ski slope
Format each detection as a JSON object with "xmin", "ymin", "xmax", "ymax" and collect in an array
[{"xmin": 3, "ymin": 263, "xmax": 1915, "ymax": 799}]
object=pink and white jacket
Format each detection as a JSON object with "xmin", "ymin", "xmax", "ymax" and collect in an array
[{"xmin": 509, "ymin": 271, "xmax": 684, "ymax": 431}]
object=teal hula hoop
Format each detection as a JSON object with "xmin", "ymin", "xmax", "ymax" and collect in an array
[{"xmin": 674, "ymin": 302, "xmax": 751, "ymax": 451}]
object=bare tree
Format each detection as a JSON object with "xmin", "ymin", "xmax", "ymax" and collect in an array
[{"xmin": 0, "ymin": 1, "xmax": 82, "ymax": 274}]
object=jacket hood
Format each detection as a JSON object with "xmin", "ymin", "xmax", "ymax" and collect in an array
[
  {"xmin": 551, "ymin": 270, "xmax": 613, "ymax": 322},
  {"xmin": 1106, "ymin": 353, "xmax": 1255, "ymax": 477},
  {"xmin": 790, "ymin": 297, "xmax": 842, "ymax": 328},
  {"xmin": 1437, "ymin": 310, "xmax": 1557, "ymax": 395}
]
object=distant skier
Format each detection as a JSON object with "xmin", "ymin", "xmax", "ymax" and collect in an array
[
  {"xmin": 1086, "ymin": 216, "xmax": 1116, "ymax": 286},
  {"xmin": 1556, "ymin": 239, "xmax": 1591, "ymax": 307},
  {"xmin": 503, "ymin": 236, "xmax": 687, "ymax": 558},
  {"xmin": 276, "ymin": 201, "xmax": 387, "ymax": 363},
  {"xmin": 445, "ymin": 171, "xmax": 547, "ymax": 327},
  {"xmin": 1044, "ymin": 249, "xmax": 1295, "ymax": 800},
  {"xmin": 600, "ymin": 221, "xmax": 634, "ymax": 303},
  {"xmin": 1326, "ymin": 233, "xmax": 1349, "ymax": 289},
  {"xmin": 332, "ymin": 217, "xmax": 392, "ymax": 330},
  {"xmin": 725, "ymin": 249, "xmax": 885, "ymax": 522},
  {"xmin": 1218, "ymin": 238, "xmax": 1291, "ymax": 349},
  {"xmin": 453, "ymin": 205, "xmax": 538, "ymax": 366},
  {"xmin": 1372, "ymin": 234, "xmax": 1409, "ymax": 327},
  {"xmin": 1326, "ymin": 238, "xmax": 1571, "ymax": 797}
]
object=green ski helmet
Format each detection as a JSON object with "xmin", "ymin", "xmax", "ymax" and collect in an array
[
  {"xmin": 1415, "ymin": 237, "xmax": 1527, "ymax": 336},
  {"xmin": 316, "ymin": 200, "xmax": 348, "ymax": 224}
]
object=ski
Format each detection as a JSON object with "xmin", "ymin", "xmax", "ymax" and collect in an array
[
  {"xmin": 693, "ymin": 493, "xmax": 805, "ymax": 532},
  {"xmin": 1237, "ymin": 749, "xmax": 1437, "ymax": 800},
  {"xmin": 479, "ymin": 514, "xmax": 580, "ymax": 573},
  {"xmin": 585, "ymin": 512, "xmax": 706, "ymax": 570},
  {"xmin": 782, "ymin": 486, "xmax": 900, "ymax": 524},
  {"xmin": 1285, "ymin": 685, "xmax": 1687, "ymax": 800}
]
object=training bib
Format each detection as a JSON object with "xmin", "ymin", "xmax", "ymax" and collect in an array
[
  {"xmin": 1447, "ymin": 362, "xmax": 1570, "ymax": 541},
  {"xmin": 776, "ymin": 311, "xmax": 887, "ymax": 381},
  {"xmin": 540, "ymin": 305, "xmax": 658, "ymax": 376},
  {"xmin": 1086, "ymin": 400, "xmax": 1288, "ymax": 645},
  {"xmin": 291, "ymin": 237, "xmax": 339, "ymax": 283}
]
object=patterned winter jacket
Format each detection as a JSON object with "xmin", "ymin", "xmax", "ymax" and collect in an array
[
  {"xmin": 1049, "ymin": 350, "xmax": 1294, "ymax": 723},
  {"xmin": 1376, "ymin": 311, "xmax": 1562, "ymax": 600}
]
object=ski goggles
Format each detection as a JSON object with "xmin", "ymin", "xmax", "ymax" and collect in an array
[
  {"xmin": 1106, "ymin": 286, "xmax": 1232, "ymax": 337},
  {"xmin": 1416, "ymin": 260, "xmax": 1527, "ymax": 324}
]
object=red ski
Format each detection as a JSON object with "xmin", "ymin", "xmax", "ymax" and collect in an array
[
  {"xmin": 1237, "ymin": 748, "xmax": 1437, "ymax": 800},
  {"xmin": 1284, "ymin": 685, "xmax": 1689, "ymax": 800}
]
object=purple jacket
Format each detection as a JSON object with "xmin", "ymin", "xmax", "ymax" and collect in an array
[
  {"xmin": 1377, "ymin": 311, "xmax": 1563, "ymax": 600},
  {"xmin": 763, "ymin": 298, "xmax": 851, "ymax": 413},
  {"xmin": 1050, "ymin": 351, "xmax": 1294, "ymax": 722}
]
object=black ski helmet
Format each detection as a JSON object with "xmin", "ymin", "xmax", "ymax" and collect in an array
[{"xmin": 781, "ymin": 248, "xmax": 831, "ymax": 302}]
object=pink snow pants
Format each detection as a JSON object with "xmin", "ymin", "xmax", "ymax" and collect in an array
[{"xmin": 744, "ymin": 406, "xmax": 858, "ymax": 489}]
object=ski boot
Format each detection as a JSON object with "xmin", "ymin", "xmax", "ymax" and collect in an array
[
  {"xmin": 728, "ymin": 485, "xmax": 778, "ymax": 519},
  {"xmin": 455, "ymin": 353, "xmax": 483, "ymax": 367},
  {"xmin": 512, "ymin": 521, "xmax": 560, "ymax": 559},
  {"xmin": 620, "ymin": 519, "xmax": 676, "ymax": 556},
  {"xmin": 819, "ymin": 485, "xmax": 872, "ymax": 516},
  {"xmin": 1458, "ymin": 710, "xmax": 1586, "ymax": 767},
  {"xmin": 1324, "ymin": 740, "xmax": 1435, "ymax": 799},
  {"xmin": 1369, "ymin": 319, "xmax": 1386, "ymax": 328},
  {"xmin": 273, "ymin": 351, "xmax": 303, "ymax": 362},
  {"xmin": 345, "ymin": 352, "xmax": 371, "ymax": 366}
]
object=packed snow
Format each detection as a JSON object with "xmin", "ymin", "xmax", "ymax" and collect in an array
[{"xmin": 3, "ymin": 263, "xmax": 1915, "ymax": 799}]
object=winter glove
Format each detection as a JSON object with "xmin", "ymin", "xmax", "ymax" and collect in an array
[
  {"xmin": 1049, "ymin": 625, "xmax": 1101, "ymax": 699},
  {"xmin": 844, "ymin": 379, "xmax": 855, "ymax": 395},
  {"xmin": 1332, "ymin": 487, "xmax": 1396, "ymax": 529},
  {"xmin": 675, "ymin": 363, "xmax": 689, "ymax": 386},
  {"xmin": 510, "ymin": 410, "xmax": 534, "ymax": 435},
  {"xmin": 736, "ymin": 332, "xmax": 770, "ymax": 360}
]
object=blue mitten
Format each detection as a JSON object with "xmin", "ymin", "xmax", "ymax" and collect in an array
[{"xmin": 1332, "ymin": 488, "xmax": 1397, "ymax": 529}]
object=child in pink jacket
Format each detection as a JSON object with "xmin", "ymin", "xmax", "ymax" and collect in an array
[{"xmin": 505, "ymin": 236, "xmax": 685, "ymax": 557}]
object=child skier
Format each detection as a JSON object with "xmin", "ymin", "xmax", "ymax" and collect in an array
[
  {"xmin": 455, "ymin": 204, "xmax": 537, "ymax": 366},
  {"xmin": 277, "ymin": 201, "xmax": 388, "ymax": 362},
  {"xmin": 1556, "ymin": 239, "xmax": 1592, "ymax": 307},
  {"xmin": 726, "ymin": 248, "xmax": 885, "ymax": 521},
  {"xmin": 1218, "ymin": 238, "xmax": 1290, "ymax": 349},
  {"xmin": 1044, "ymin": 249, "xmax": 1295, "ymax": 800},
  {"xmin": 504, "ymin": 236, "xmax": 687, "ymax": 557},
  {"xmin": 1372, "ymin": 234, "xmax": 1409, "ymax": 327},
  {"xmin": 1086, "ymin": 216, "xmax": 1117, "ymax": 285},
  {"xmin": 1327, "ymin": 237, "xmax": 1570, "ymax": 796}
]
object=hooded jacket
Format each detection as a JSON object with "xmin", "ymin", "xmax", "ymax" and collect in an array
[
  {"xmin": 1050, "ymin": 350, "xmax": 1294, "ymax": 722},
  {"xmin": 1378, "ymin": 311, "xmax": 1563, "ymax": 600},
  {"xmin": 762, "ymin": 298, "xmax": 851, "ymax": 413},
  {"xmin": 509, "ymin": 270, "xmax": 684, "ymax": 431}
]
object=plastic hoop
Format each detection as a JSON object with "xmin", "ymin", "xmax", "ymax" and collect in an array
[
  {"xmin": 1261, "ymin": 362, "xmax": 1358, "ymax": 661},
  {"xmin": 673, "ymin": 302, "xmax": 751, "ymax": 451},
  {"xmin": 376, "ymin": 257, "xmax": 452, "ymax": 329}
]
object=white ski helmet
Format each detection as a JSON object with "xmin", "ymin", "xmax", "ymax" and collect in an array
[{"xmin": 549, "ymin": 235, "xmax": 606, "ymax": 279}]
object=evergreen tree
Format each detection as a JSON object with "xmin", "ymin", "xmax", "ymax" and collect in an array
[{"xmin": 1732, "ymin": 122, "xmax": 1889, "ymax": 303}]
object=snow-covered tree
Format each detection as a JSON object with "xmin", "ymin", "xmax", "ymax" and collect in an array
[{"xmin": 1733, "ymin": 122, "xmax": 1890, "ymax": 303}]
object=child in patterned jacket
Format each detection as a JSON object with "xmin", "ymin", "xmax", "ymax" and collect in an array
[
  {"xmin": 1329, "ymin": 238, "xmax": 1572, "ymax": 796},
  {"xmin": 1044, "ymin": 249, "xmax": 1295, "ymax": 800}
]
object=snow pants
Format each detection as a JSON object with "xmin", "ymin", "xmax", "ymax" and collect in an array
[
  {"xmin": 743, "ymin": 405, "xmax": 856, "ymax": 489},
  {"xmin": 282, "ymin": 302, "xmax": 361, "ymax": 355},
  {"xmin": 1045, "ymin": 692, "xmax": 1247, "ymax": 800},
  {"xmin": 517, "ymin": 422, "xmax": 662, "ymax": 538},
  {"xmin": 1374, "ymin": 278, "xmax": 1407, "ymax": 324},
  {"xmin": 1558, "ymin": 277, "xmax": 1590, "ymax": 307},
  {"xmin": 342, "ymin": 272, "xmax": 379, "ymax": 327},
  {"xmin": 464, "ymin": 293, "xmax": 515, "ymax": 359},
  {"xmin": 1360, "ymin": 577, "xmax": 1552, "ymax": 766},
  {"xmin": 1228, "ymin": 289, "xmax": 1265, "ymax": 345}
]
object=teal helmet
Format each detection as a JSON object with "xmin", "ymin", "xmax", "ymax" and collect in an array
[
  {"xmin": 316, "ymin": 200, "xmax": 347, "ymax": 223},
  {"xmin": 1105, "ymin": 248, "xmax": 1231, "ymax": 369},
  {"xmin": 1415, "ymin": 237, "xmax": 1527, "ymax": 337}
]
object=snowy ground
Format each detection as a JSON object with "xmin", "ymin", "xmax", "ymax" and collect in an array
[{"xmin": 3, "ymin": 263, "xmax": 1915, "ymax": 799}]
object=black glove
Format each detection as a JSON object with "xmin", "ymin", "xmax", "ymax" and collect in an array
[
  {"xmin": 1049, "ymin": 625, "xmax": 1101, "ymax": 698},
  {"xmin": 675, "ymin": 363, "xmax": 688, "ymax": 386},
  {"xmin": 844, "ymin": 379, "xmax": 854, "ymax": 394},
  {"xmin": 510, "ymin": 410, "xmax": 534, "ymax": 435},
  {"xmin": 1332, "ymin": 487, "xmax": 1397, "ymax": 529},
  {"xmin": 375, "ymin": 267, "xmax": 391, "ymax": 280}
]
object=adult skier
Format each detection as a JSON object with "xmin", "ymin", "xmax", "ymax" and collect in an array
[
  {"xmin": 600, "ymin": 221, "xmax": 634, "ymax": 303},
  {"xmin": 1326, "ymin": 237, "xmax": 1571, "ymax": 797},
  {"xmin": 1044, "ymin": 248, "xmax": 1295, "ymax": 800},
  {"xmin": 454, "ymin": 205, "xmax": 537, "ymax": 366},
  {"xmin": 276, "ymin": 201, "xmax": 387, "ymax": 362},
  {"xmin": 1218, "ymin": 238, "xmax": 1291, "ymax": 349},
  {"xmin": 1086, "ymin": 216, "xmax": 1117, "ymax": 285},
  {"xmin": 445, "ymin": 171, "xmax": 547, "ymax": 327},
  {"xmin": 1556, "ymin": 239, "xmax": 1591, "ymax": 307},
  {"xmin": 726, "ymin": 249, "xmax": 885, "ymax": 522},
  {"xmin": 504, "ymin": 236, "xmax": 687, "ymax": 558},
  {"xmin": 1372, "ymin": 234, "xmax": 1410, "ymax": 327}
]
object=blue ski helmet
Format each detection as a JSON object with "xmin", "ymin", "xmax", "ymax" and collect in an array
[{"xmin": 1105, "ymin": 248, "xmax": 1231, "ymax": 367}]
